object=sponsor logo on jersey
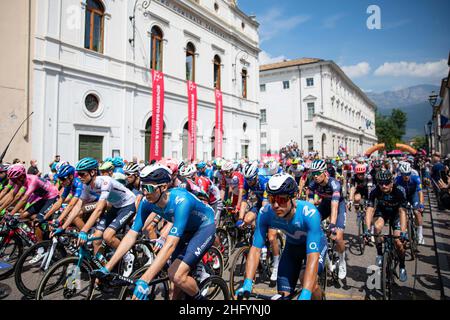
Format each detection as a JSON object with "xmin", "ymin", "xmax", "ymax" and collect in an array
[
  {"xmin": 309, "ymin": 242, "xmax": 318, "ymax": 250},
  {"xmin": 303, "ymin": 205, "xmax": 317, "ymax": 218},
  {"xmin": 175, "ymin": 196, "xmax": 185, "ymax": 205},
  {"xmin": 170, "ymin": 227, "xmax": 178, "ymax": 235}
]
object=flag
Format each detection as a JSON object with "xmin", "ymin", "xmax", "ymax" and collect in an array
[{"xmin": 441, "ymin": 115, "xmax": 450, "ymax": 129}]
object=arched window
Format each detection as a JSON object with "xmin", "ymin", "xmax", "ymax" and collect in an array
[
  {"xmin": 213, "ymin": 55, "xmax": 221, "ymax": 90},
  {"xmin": 241, "ymin": 68, "xmax": 248, "ymax": 99},
  {"xmin": 84, "ymin": 0, "xmax": 105, "ymax": 53},
  {"xmin": 186, "ymin": 42, "xmax": 196, "ymax": 82},
  {"xmin": 151, "ymin": 26, "xmax": 163, "ymax": 71}
]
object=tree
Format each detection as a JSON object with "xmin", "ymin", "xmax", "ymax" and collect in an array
[
  {"xmin": 375, "ymin": 108, "xmax": 407, "ymax": 151},
  {"xmin": 411, "ymin": 135, "xmax": 427, "ymax": 150}
]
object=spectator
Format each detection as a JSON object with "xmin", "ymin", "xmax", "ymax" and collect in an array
[
  {"xmin": 27, "ymin": 160, "xmax": 41, "ymax": 176},
  {"xmin": 12, "ymin": 158, "xmax": 21, "ymax": 164},
  {"xmin": 48, "ymin": 154, "xmax": 60, "ymax": 170},
  {"xmin": 432, "ymin": 152, "xmax": 448, "ymax": 210}
]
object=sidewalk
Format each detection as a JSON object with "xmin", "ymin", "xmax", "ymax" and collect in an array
[{"xmin": 427, "ymin": 190, "xmax": 450, "ymax": 300}]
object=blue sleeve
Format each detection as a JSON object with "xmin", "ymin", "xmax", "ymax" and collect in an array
[
  {"xmin": 242, "ymin": 181, "xmax": 249, "ymax": 201},
  {"xmin": 131, "ymin": 199, "xmax": 154, "ymax": 233},
  {"xmin": 303, "ymin": 203, "xmax": 323, "ymax": 254},
  {"xmin": 170, "ymin": 197, "xmax": 193, "ymax": 237},
  {"xmin": 72, "ymin": 179, "xmax": 83, "ymax": 198},
  {"xmin": 61, "ymin": 186, "xmax": 71, "ymax": 199},
  {"xmin": 330, "ymin": 179, "xmax": 341, "ymax": 202},
  {"xmin": 413, "ymin": 176, "xmax": 422, "ymax": 192},
  {"xmin": 252, "ymin": 205, "xmax": 271, "ymax": 248}
]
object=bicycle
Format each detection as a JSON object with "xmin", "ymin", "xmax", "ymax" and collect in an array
[
  {"xmin": 405, "ymin": 203, "xmax": 418, "ymax": 260},
  {"xmin": 355, "ymin": 200, "xmax": 367, "ymax": 255}
]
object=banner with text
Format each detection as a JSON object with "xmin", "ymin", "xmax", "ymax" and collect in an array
[
  {"xmin": 215, "ymin": 89, "xmax": 224, "ymax": 158},
  {"xmin": 150, "ymin": 70, "xmax": 165, "ymax": 161},
  {"xmin": 187, "ymin": 81, "xmax": 198, "ymax": 161}
]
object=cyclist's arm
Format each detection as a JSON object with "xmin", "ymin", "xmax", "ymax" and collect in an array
[
  {"xmin": 10, "ymin": 192, "xmax": 30, "ymax": 215},
  {"xmin": 238, "ymin": 200, "xmax": 248, "ymax": 220},
  {"xmin": 158, "ymin": 221, "xmax": 173, "ymax": 239},
  {"xmin": 43, "ymin": 197, "xmax": 64, "ymax": 220},
  {"xmin": 80, "ymin": 199, "xmax": 107, "ymax": 233},
  {"xmin": 303, "ymin": 203, "xmax": 322, "ymax": 294},
  {"xmin": 399, "ymin": 207, "xmax": 407, "ymax": 233},
  {"xmin": 365, "ymin": 206, "xmax": 375, "ymax": 230},
  {"xmin": 61, "ymin": 200, "xmax": 83, "ymax": 229},
  {"xmin": 53, "ymin": 196, "xmax": 80, "ymax": 222}
]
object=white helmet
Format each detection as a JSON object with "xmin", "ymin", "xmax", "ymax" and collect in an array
[
  {"xmin": 140, "ymin": 164, "xmax": 172, "ymax": 184},
  {"xmin": 243, "ymin": 161, "xmax": 259, "ymax": 180},
  {"xmin": 222, "ymin": 161, "xmax": 234, "ymax": 172},
  {"xmin": 399, "ymin": 162, "xmax": 412, "ymax": 175},
  {"xmin": 179, "ymin": 164, "xmax": 197, "ymax": 177},
  {"xmin": 267, "ymin": 161, "xmax": 279, "ymax": 175}
]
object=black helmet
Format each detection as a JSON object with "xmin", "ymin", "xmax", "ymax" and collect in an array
[{"xmin": 376, "ymin": 170, "xmax": 393, "ymax": 183}]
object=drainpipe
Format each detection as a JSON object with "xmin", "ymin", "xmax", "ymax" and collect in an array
[
  {"xmin": 25, "ymin": 0, "xmax": 32, "ymax": 142},
  {"xmin": 298, "ymin": 66, "xmax": 303, "ymax": 150}
]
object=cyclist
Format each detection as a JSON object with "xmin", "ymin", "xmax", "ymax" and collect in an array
[
  {"xmin": 195, "ymin": 174, "xmax": 222, "ymax": 226},
  {"xmin": 235, "ymin": 173, "xmax": 327, "ymax": 300},
  {"xmin": 99, "ymin": 161, "xmax": 114, "ymax": 177},
  {"xmin": 395, "ymin": 162, "xmax": 425, "ymax": 245},
  {"xmin": 220, "ymin": 161, "xmax": 245, "ymax": 212},
  {"xmin": 123, "ymin": 162, "xmax": 143, "ymax": 210},
  {"xmin": 364, "ymin": 170, "xmax": 409, "ymax": 282},
  {"xmin": 368, "ymin": 160, "xmax": 383, "ymax": 186},
  {"xmin": 308, "ymin": 159, "xmax": 347, "ymax": 280},
  {"xmin": 0, "ymin": 164, "xmax": 13, "ymax": 209},
  {"xmin": 95, "ymin": 164, "xmax": 216, "ymax": 300},
  {"xmin": 288, "ymin": 158, "xmax": 303, "ymax": 184},
  {"xmin": 112, "ymin": 157, "xmax": 125, "ymax": 174},
  {"xmin": 74, "ymin": 157, "xmax": 136, "ymax": 271},
  {"xmin": 348, "ymin": 164, "xmax": 371, "ymax": 210}
]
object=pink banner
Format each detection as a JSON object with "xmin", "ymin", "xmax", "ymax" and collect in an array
[
  {"xmin": 187, "ymin": 81, "xmax": 198, "ymax": 162},
  {"xmin": 215, "ymin": 89, "xmax": 223, "ymax": 158},
  {"xmin": 150, "ymin": 70, "xmax": 165, "ymax": 161}
]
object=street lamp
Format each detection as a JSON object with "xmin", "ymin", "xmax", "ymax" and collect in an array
[
  {"xmin": 429, "ymin": 91, "xmax": 438, "ymax": 108},
  {"xmin": 428, "ymin": 120, "xmax": 433, "ymax": 154},
  {"xmin": 129, "ymin": 0, "xmax": 152, "ymax": 55}
]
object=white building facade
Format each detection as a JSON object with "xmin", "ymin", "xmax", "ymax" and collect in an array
[
  {"xmin": 259, "ymin": 59, "xmax": 378, "ymax": 157},
  {"xmin": 31, "ymin": 0, "xmax": 260, "ymax": 167}
]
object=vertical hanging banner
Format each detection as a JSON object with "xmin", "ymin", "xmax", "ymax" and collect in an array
[
  {"xmin": 187, "ymin": 81, "xmax": 198, "ymax": 162},
  {"xmin": 150, "ymin": 70, "xmax": 165, "ymax": 161},
  {"xmin": 215, "ymin": 89, "xmax": 224, "ymax": 158}
]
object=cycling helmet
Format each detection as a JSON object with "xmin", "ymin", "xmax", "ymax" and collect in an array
[
  {"xmin": 57, "ymin": 164, "xmax": 75, "ymax": 179},
  {"xmin": 243, "ymin": 161, "xmax": 259, "ymax": 180},
  {"xmin": 112, "ymin": 157, "xmax": 124, "ymax": 168},
  {"xmin": 76, "ymin": 157, "xmax": 99, "ymax": 171},
  {"xmin": 55, "ymin": 161, "xmax": 69, "ymax": 173},
  {"xmin": 124, "ymin": 162, "xmax": 140, "ymax": 175},
  {"xmin": 7, "ymin": 164, "xmax": 26, "ymax": 180},
  {"xmin": 140, "ymin": 164, "xmax": 172, "ymax": 184},
  {"xmin": 393, "ymin": 159, "xmax": 399, "ymax": 164},
  {"xmin": 310, "ymin": 159, "xmax": 327, "ymax": 172},
  {"xmin": 0, "ymin": 163, "xmax": 11, "ymax": 173},
  {"xmin": 179, "ymin": 164, "xmax": 197, "ymax": 178},
  {"xmin": 343, "ymin": 159, "xmax": 351, "ymax": 165},
  {"xmin": 104, "ymin": 157, "xmax": 114, "ymax": 163},
  {"xmin": 99, "ymin": 161, "xmax": 114, "ymax": 171},
  {"xmin": 196, "ymin": 161, "xmax": 207, "ymax": 170},
  {"xmin": 267, "ymin": 161, "xmax": 279, "ymax": 175},
  {"xmin": 399, "ymin": 162, "xmax": 412, "ymax": 175},
  {"xmin": 355, "ymin": 164, "xmax": 366, "ymax": 174},
  {"xmin": 161, "ymin": 158, "xmax": 179, "ymax": 175},
  {"xmin": 373, "ymin": 160, "xmax": 382, "ymax": 168},
  {"xmin": 178, "ymin": 160, "xmax": 186, "ymax": 171},
  {"xmin": 113, "ymin": 172, "xmax": 127, "ymax": 185},
  {"xmin": 291, "ymin": 158, "xmax": 300, "ymax": 165},
  {"xmin": 266, "ymin": 173, "xmax": 298, "ymax": 197},
  {"xmin": 376, "ymin": 170, "xmax": 393, "ymax": 183},
  {"xmin": 222, "ymin": 161, "xmax": 234, "ymax": 172}
]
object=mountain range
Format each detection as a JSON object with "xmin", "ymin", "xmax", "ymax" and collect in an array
[{"xmin": 365, "ymin": 84, "xmax": 439, "ymax": 140}]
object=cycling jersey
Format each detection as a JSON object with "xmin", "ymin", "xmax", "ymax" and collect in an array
[
  {"xmin": 61, "ymin": 177, "xmax": 85, "ymax": 200},
  {"xmin": 308, "ymin": 177, "xmax": 344, "ymax": 203},
  {"xmin": 14, "ymin": 174, "xmax": 59, "ymax": 200},
  {"xmin": 242, "ymin": 175, "xmax": 269, "ymax": 211},
  {"xmin": 220, "ymin": 171, "xmax": 244, "ymax": 196},
  {"xmin": 131, "ymin": 188, "xmax": 215, "ymax": 237},
  {"xmin": 80, "ymin": 176, "xmax": 135, "ymax": 208},
  {"xmin": 178, "ymin": 177, "xmax": 208, "ymax": 201},
  {"xmin": 394, "ymin": 175, "xmax": 422, "ymax": 198},
  {"xmin": 253, "ymin": 201, "xmax": 327, "ymax": 251},
  {"xmin": 367, "ymin": 185, "xmax": 408, "ymax": 213},
  {"xmin": 0, "ymin": 177, "xmax": 9, "ymax": 191},
  {"xmin": 350, "ymin": 175, "xmax": 370, "ymax": 197},
  {"xmin": 195, "ymin": 176, "xmax": 220, "ymax": 204}
]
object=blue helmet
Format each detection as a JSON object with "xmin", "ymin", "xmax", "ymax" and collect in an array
[
  {"xmin": 104, "ymin": 157, "xmax": 114, "ymax": 163},
  {"xmin": 196, "ymin": 161, "xmax": 206, "ymax": 170},
  {"xmin": 112, "ymin": 157, "xmax": 124, "ymax": 168},
  {"xmin": 57, "ymin": 164, "xmax": 75, "ymax": 179},
  {"xmin": 76, "ymin": 157, "xmax": 98, "ymax": 171}
]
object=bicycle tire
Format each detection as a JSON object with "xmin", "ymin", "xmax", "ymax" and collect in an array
[
  {"xmin": 35, "ymin": 256, "xmax": 95, "ymax": 300},
  {"xmin": 203, "ymin": 246, "xmax": 224, "ymax": 278},
  {"xmin": 0, "ymin": 234, "xmax": 24, "ymax": 280},
  {"xmin": 229, "ymin": 245, "xmax": 249, "ymax": 299},
  {"xmin": 407, "ymin": 219, "xmax": 417, "ymax": 260},
  {"xmin": 357, "ymin": 215, "xmax": 366, "ymax": 255},
  {"xmin": 381, "ymin": 251, "xmax": 393, "ymax": 300},
  {"xmin": 14, "ymin": 240, "xmax": 67, "ymax": 298},
  {"xmin": 116, "ymin": 240, "xmax": 155, "ymax": 277},
  {"xmin": 118, "ymin": 265, "xmax": 170, "ymax": 300},
  {"xmin": 215, "ymin": 227, "xmax": 231, "ymax": 269},
  {"xmin": 198, "ymin": 275, "xmax": 230, "ymax": 300}
]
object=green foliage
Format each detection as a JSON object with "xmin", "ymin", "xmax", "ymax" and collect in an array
[
  {"xmin": 411, "ymin": 135, "xmax": 427, "ymax": 150},
  {"xmin": 375, "ymin": 108, "xmax": 408, "ymax": 151}
]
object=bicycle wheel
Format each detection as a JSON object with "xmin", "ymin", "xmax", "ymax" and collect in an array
[
  {"xmin": 198, "ymin": 275, "xmax": 230, "ymax": 300},
  {"xmin": 14, "ymin": 240, "xmax": 67, "ymax": 298},
  {"xmin": 357, "ymin": 214, "xmax": 366, "ymax": 255},
  {"xmin": 117, "ymin": 240, "xmax": 155, "ymax": 276},
  {"xmin": 118, "ymin": 265, "xmax": 170, "ymax": 300},
  {"xmin": 229, "ymin": 245, "xmax": 249, "ymax": 299},
  {"xmin": 215, "ymin": 227, "xmax": 231, "ymax": 269},
  {"xmin": 0, "ymin": 234, "xmax": 24, "ymax": 280},
  {"xmin": 203, "ymin": 246, "xmax": 223, "ymax": 278},
  {"xmin": 35, "ymin": 256, "xmax": 95, "ymax": 300},
  {"xmin": 407, "ymin": 219, "xmax": 417, "ymax": 260},
  {"xmin": 381, "ymin": 251, "xmax": 393, "ymax": 300}
]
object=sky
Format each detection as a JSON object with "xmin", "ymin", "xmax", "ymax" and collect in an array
[{"xmin": 238, "ymin": 0, "xmax": 450, "ymax": 93}]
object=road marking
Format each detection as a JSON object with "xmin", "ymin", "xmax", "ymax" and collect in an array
[{"xmin": 325, "ymin": 292, "xmax": 366, "ymax": 300}]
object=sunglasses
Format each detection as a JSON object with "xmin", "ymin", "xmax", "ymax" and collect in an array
[
  {"xmin": 59, "ymin": 176, "xmax": 69, "ymax": 182},
  {"xmin": 378, "ymin": 180, "xmax": 393, "ymax": 186},
  {"xmin": 401, "ymin": 173, "xmax": 411, "ymax": 177},
  {"xmin": 268, "ymin": 195, "xmax": 292, "ymax": 206},
  {"xmin": 310, "ymin": 171, "xmax": 324, "ymax": 177},
  {"xmin": 141, "ymin": 184, "xmax": 163, "ymax": 193},
  {"xmin": 77, "ymin": 171, "xmax": 89, "ymax": 178}
]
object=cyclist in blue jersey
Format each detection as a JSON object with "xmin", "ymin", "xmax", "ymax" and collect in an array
[
  {"xmin": 236, "ymin": 174, "xmax": 327, "ymax": 300},
  {"xmin": 112, "ymin": 157, "xmax": 125, "ymax": 174},
  {"xmin": 237, "ymin": 162, "xmax": 281, "ymax": 286},
  {"xmin": 93, "ymin": 164, "xmax": 216, "ymax": 300},
  {"xmin": 308, "ymin": 159, "xmax": 347, "ymax": 280},
  {"xmin": 395, "ymin": 162, "xmax": 425, "ymax": 244}
]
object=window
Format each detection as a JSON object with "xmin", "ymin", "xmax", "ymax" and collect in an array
[
  {"xmin": 261, "ymin": 132, "xmax": 267, "ymax": 138},
  {"xmin": 85, "ymin": 94, "xmax": 99, "ymax": 113},
  {"xmin": 241, "ymin": 69, "xmax": 248, "ymax": 99},
  {"xmin": 214, "ymin": 2, "xmax": 219, "ymax": 12},
  {"xmin": 306, "ymin": 78, "xmax": 314, "ymax": 87},
  {"xmin": 213, "ymin": 55, "xmax": 221, "ymax": 90},
  {"xmin": 84, "ymin": 0, "xmax": 104, "ymax": 53},
  {"xmin": 186, "ymin": 42, "xmax": 196, "ymax": 81},
  {"xmin": 283, "ymin": 81, "xmax": 290, "ymax": 89},
  {"xmin": 307, "ymin": 102, "xmax": 315, "ymax": 120},
  {"xmin": 260, "ymin": 84, "xmax": 266, "ymax": 92},
  {"xmin": 260, "ymin": 109, "xmax": 267, "ymax": 123},
  {"xmin": 308, "ymin": 139, "xmax": 314, "ymax": 152},
  {"xmin": 150, "ymin": 26, "xmax": 163, "ymax": 71},
  {"xmin": 261, "ymin": 144, "xmax": 267, "ymax": 155}
]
